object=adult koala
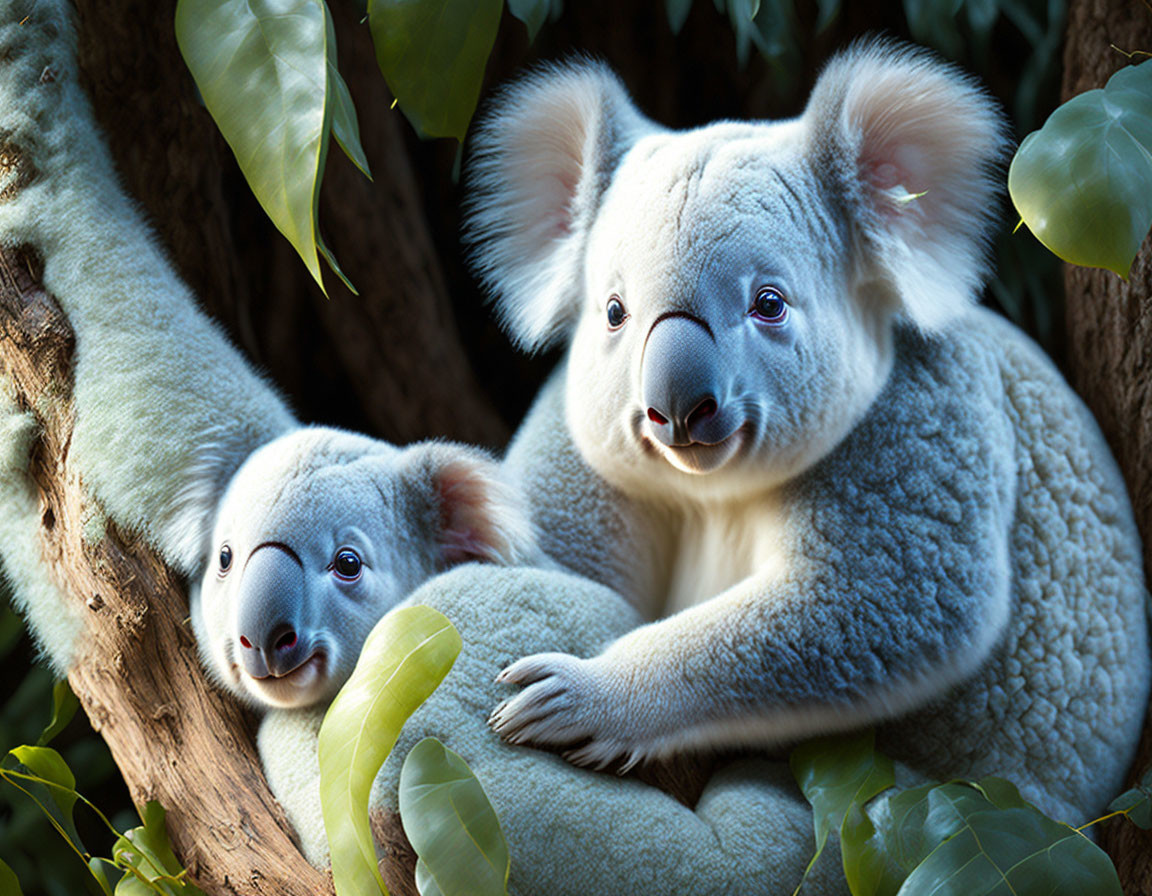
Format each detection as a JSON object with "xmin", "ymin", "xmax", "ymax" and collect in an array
[{"xmin": 473, "ymin": 43, "xmax": 1151, "ymax": 824}]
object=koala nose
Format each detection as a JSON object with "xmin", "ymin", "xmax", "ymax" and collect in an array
[
  {"xmin": 642, "ymin": 314, "xmax": 726, "ymax": 447},
  {"xmin": 235, "ymin": 543, "xmax": 310, "ymax": 679}
]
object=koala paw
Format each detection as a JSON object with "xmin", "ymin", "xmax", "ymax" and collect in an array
[{"xmin": 489, "ymin": 652, "xmax": 648, "ymax": 771}]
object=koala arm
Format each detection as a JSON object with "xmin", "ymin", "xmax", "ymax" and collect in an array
[{"xmin": 494, "ymin": 348, "xmax": 1020, "ymax": 769}]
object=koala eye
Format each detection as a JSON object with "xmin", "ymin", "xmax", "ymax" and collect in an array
[
  {"xmin": 218, "ymin": 544, "xmax": 233, "ymax": 576},
  {"xmin": 750, "ymin": 286, "xmax": 788, "ymax": 325},
  {"xmin": 331, "ymin": 548, "xmax": 363, "ymax": 582},
  {"xmin": 606, "ymin": 295, "xmax": 628, "ymax": 330}
]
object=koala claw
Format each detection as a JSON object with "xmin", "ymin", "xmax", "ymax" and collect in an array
[{"xmin": 490, "ymin": 652, "xmax": 640, "ymax": 769}]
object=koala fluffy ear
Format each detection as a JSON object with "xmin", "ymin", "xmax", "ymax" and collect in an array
[
  {"xmin": 464, "ymin": 61, "xmax": 655, "ymax": 352},
  {"xmin": 805, "ymin": 41, "xmax": 1010, "ymax": 329},
  {"xmin": 400, "ymin": 442, "xmax": 538, "ymax": 569}
]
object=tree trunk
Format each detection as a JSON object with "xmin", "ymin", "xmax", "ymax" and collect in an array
[
  {"xmin": 1060, "ymin": 1, "xmax": 1152, "ymax": 891},
  {"xmin": 0, "ymin": 233, "xmax": 336, "ymax": 892}
]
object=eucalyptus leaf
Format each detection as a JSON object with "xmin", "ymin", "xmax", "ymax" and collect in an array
[
  {"xmin": 367, "ymin": 0, "xmax": 503, "ymax": 141},
  {"xmin": 112, "ymin": 801, "xmax": 203, "ymax": 896},
  {"xmin": 319, "ymin": 606, "xmax": 462, "ymax": 896},
  {"xmin": 508, "ymin": 0, "xmax": 551, "ymax": 42},
  {"xmin": 895, "ymin": 806, "xmax": 1121, "ymax": 896},
  {"xmin": 1009, "ymin": 59, "xmax": 1152, "ymax": 277},
  {"xmin": 666, "ymin": 0, "xmax": 693, "ymax": 34},
  {"xmin": 10, "ymin": 745, "xmax": 78, "ymax": 827},
  {"xmin": 1108, "ymin": 785, "xmax": 1152, "ymax": 828},
  {"xmin": 37, "ymin": 679, "xmax": 80, "ymax": 746},
  {"xmin": 0, "ymin": 856, "xmax": 24, "ymax": 896},
  {"xmin": 175, "ymin": 0, "xmax": 334, "ymax": 293},
  {"xmin": 325, "ymin": 3, "xmax": 371, "ymax": 180},
  {"xmin": 790, "ymin": 730, "xmax": 894, "ymax": 893},
  {"xmin": 414, "ymin": 859, "xmax": 445, "ymax": 896},
  {"xmin": 399, "ymin": 738, "xmax": 508, "ymax": 896}
]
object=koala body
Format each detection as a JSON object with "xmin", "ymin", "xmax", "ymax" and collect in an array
[
  {"xmin": 474, "ymin": 44, "xmax": 1151, "ymax": 823},
  {"xmin": 192, "ymin": 426, "xmax": 537, "ymax": 709}
]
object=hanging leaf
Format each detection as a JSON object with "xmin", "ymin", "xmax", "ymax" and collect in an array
[
  {"xmin": 508, "ymin": 0, "xmax": 551, "ymax": 42},
  {"xmin": 790, "ymin": 730, "xmax": 894, "ymax": 893},
  {"xmin": 367, "ymin": 0, "xmax": 503, "ymax": 141},
  {"xmin": 175, "ymin": 0, "xmax": 338, "ymax": 293},
  {"xmin": 814, "ymin": 0, "xmax": 840, "ymax": 33},
  {"xmin": 325, "ymin": 3, "xmax": 372, "ymax": 180},
  {"xmin": 319, "ymin": 606, "xmax": 462, "ymax": 896},
  {"xmin": 10, "ymin": 745, "xmax": 79, "ymax": 827},
  {"xmin": 666, "ymin": 0, "xmax": 693, "ymax": 34},
  {"xmin": 1010, "ymin": 59, "xmax": 1152, "ymax": 277},
  {"xmin": 37, "ymin": 679, "xmax": 80, "ymax": 746},
  {"xmin": 112, "ymin": 802, "xmax": 205, "ymax": 896},
  {"xmin": 399, "ymin": 738, "xmax": 509, "ymax": 896}
]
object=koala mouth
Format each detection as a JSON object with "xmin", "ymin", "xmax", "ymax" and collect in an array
[
  {"xmin": 243, "ymin": 651, "xmax": 329, "ymax": 708},
  {"xmin": 659, "ymin": 431, "xmax": 744, "ymax": 475}
]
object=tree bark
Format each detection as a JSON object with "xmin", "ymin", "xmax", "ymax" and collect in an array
[
  {"xmin": 1060, "ymin": 2, "xmax": 1152, "ymax": 891},
  {"xmin": 0, "ymin": 203, "xmax": 339, "ymax": 891}
]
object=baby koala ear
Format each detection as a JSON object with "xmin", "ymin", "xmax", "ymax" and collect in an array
[
  {"xmin": 399, "ymin": 442, "xmax": 538, "ymax": 569},
  {"xmin": 804, "ymin": 40, "xmax": 1010, "ymax": 330},
  {"xmin": 464, "ymin": 60, "xmax": 655, "ymax": 353}
]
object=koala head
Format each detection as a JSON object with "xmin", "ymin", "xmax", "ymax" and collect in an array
[
  {"xmin": 466, "ymin": 43, "xmax": 1007, "ymax": 501},
  {"xmin": 190, "ymin": 427, "xmax": 535, "ymax": 710}
]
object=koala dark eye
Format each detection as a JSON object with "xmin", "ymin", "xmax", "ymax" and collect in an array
[
  {"xmin": 750, "ymin": 286, "xmax": 788, "ymax": 325},
  {"xmin": 331, "ymin": 548, "xmax": 363, "ymax": 581},
  {"xmin": 218, "ymin": 544, "xmax": 233, "ymax": 575},
  {"xmin": 606, "ymin": 295, "xmax": 628, "ymax": 330}
]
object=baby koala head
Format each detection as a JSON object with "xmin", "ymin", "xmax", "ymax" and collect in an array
[
  {"xmin": 190, "ymin": 427, "xmax": 535, "ymax": 710},
  {"xmin": 466, "ymin": 42, "xmax": 1007, "ymax": 501}
]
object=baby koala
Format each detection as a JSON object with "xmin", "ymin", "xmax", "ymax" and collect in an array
[{"xmin": 190, "ymin": 427, "xmax": 536, "ymax": 709}]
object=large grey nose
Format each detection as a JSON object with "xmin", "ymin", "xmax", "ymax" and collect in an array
[
  {"xmin": 236, "ymin": 543, "xmax": 309, "ymax": 679},
  {"xmin": 642, "ymin": 314, "xmax": 726, "ymax": 447}
]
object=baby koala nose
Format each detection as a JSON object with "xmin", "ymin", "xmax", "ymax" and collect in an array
[{"xmin": 235, "ymin": 543, "xmax": 308, "ymax": 679}]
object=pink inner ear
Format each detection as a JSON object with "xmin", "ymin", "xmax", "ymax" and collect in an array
[{"xmin": 438, "ymin": 462, "xmax": 501, "ymax": 566}]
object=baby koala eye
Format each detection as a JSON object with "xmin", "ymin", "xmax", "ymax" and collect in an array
[
  {"xmin": 331, "ymin": 548, "xmax": 363, "ymax": 582},
  {"xmin": 217, "ymin": 544, "xmax": 233, "ymax": 576},
  {"xmin": 606, "ymin": 295, "xmax": 628, "ymax": 330},
  {"xmin": 749, "ymin": 286, "xmax": 789, "ymax": 325}
]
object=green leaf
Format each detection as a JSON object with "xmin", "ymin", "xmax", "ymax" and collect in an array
[
  {"xmin": 1009, "ymin": 59, "xmax": 1152, "ymax": 277},
  {"xmin": 790, "ymin": 730, "xmax": 895, "ymax": 893},
  {"xmin": 10, "ymin": 745, "xmax": 78, "ymax": 826},
  {"xmin": 895, "ymin": 806, "xmax": 1121, "ymax": 896},
  {"xmin": 508, "ymin": 0, "xmax": 551, "ymax": 42},
  {"xmin": 37, "ymin": 679, "xmax": 80, "ymax": 746},
  {"xmin": 1108, "ymin": 785, "xmax": 1152, "ymax": 829},
  {"xmin": 325, "ymin": 3, "xmax": 371, "ymax": 179},
  {"xmin": 399, "ymin": 738, "xmax": 508, "ymax": 896},
  {"xmin": 367, "ymin": 0, "xmax": 503, "ymax": 141},
  {"xmin": 175, "ymin": 0, "xmax": 334, "ymax": 293},
  {"xmin": 112, "ymin": 801, "xmax": 204, "ymax": 895},
  {"xmin": 0, "ymin": 856, "xmax": 25, "ymax": 896},
  {"xmin": 666, "ymin": 0, "xmax": 693, "ymax": 34},
  {"xmin": 320, "ymin": 606, "xmax": 462, "ymax": 896}
]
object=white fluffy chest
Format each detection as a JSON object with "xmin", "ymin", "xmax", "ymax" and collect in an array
[{"xmin": 662, "ymin": 500, "xmax": 787, "ymax": 616}]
